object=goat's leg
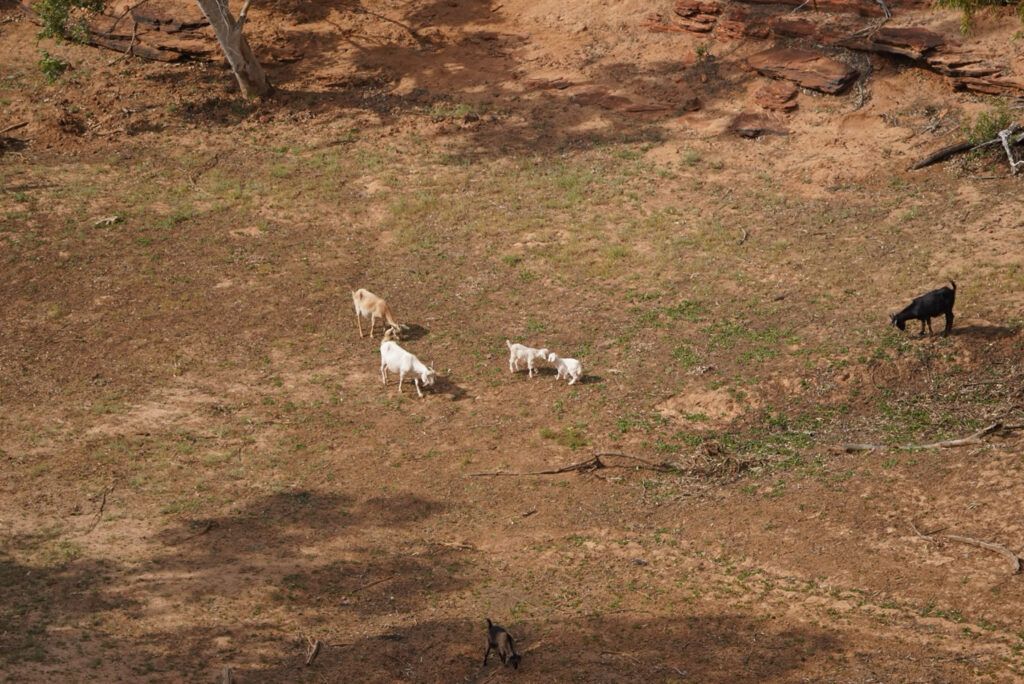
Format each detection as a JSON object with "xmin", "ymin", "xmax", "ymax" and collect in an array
[
  {"xmin": 944, "ymin": 311, "xmax": 954, "ymax": 336},
  {"xmin": 369, "ymin": 314, "xmax": 377, "ymax": 339},
  {"xmin": 414, "ymin": 378, "xmax": 423, "ymax": 398},
  {"xmin": 509, "ymin": 355, "xmax": 516, "ymax": 374},
  {"xmin": 380, "ymin": 364, "xmax": 388, "ymax": 385},
  {"xmin": 356, "ymin": 312, "xmax": 364, "ymax": 337},
  {"xmin": 527, "ymin": 359, "xmax": 535, "ymax": 377},
  {"xmin": 483, "ymin": 644, "xmax": 492, "ymax": 667},
  {"xmin": 397, "ymin": 370, "xmax": 404, "ymax": 392}
]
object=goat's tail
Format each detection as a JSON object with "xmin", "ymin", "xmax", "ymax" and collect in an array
[
  {"xmin": 486, "ymin": 618, "xmax": 493, "ymax": 629},
  {"xmin": 949, "ymin": 279, "xmax": 957, "ymax": 292}
]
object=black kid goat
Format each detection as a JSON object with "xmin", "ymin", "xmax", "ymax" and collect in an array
[
  {"xmin": 483, "ymin": 619, "xmax": 521, "ymax": 669},
  {"xmin": 890, "ymin": 280, "xmax": 956, "ymax": 336}
]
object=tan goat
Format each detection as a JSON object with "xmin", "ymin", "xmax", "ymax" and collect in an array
[{"xmin": 351, "ymin": 288, "xmax": 400, "ymax": 338}]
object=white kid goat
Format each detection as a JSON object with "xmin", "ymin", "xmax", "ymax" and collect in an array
[
  {"xmin": 548, "ymin": 353, "xmax": 583, "ymax": 385},
  {"xmin": 380, "ymin": 331, "xmax": 435, "ymax": 398},
  {"xmin": 506, "ymin": 340, "xmax": 551, "ymax": 378}
]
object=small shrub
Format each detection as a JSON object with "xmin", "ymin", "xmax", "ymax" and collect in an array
[
  {"xmin": 966, "ymin": 101, "xmax": 1013, "ymax": 145},
  {"xmin": 33, "ymin": 0, "xmax": 105, "ymax": 44},
  {"xmin": 933, "ymin": 0, "xmax": 1024, "ymax": 33},
  {"xmin": 37, "ymin": 50, "xmax": 70, "ymax": 82}
]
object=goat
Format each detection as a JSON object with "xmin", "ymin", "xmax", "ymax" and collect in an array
[
  {"xmin": 890, "ymin": 280, "xmax": 956, "ymax": 337},
  {"xmin": 483, "ymin": 619, "xmax": 521, "ymax": 669},
  {"xmin": 352, "ymin": 288, "xmax": 400, "ymax": 338},
  {"xmin": 548, "ymin": 352, "xmax": 583, "ymax": 385},
  {"xmin": 506, "ymin": 340, "xmax": 550, "ymax": 378},
  {"xmin": 379, "ymin": 330, "xmax": 435, "ymax": 397}
]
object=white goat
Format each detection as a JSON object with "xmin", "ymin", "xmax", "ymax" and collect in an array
[
  {"xmin": 380, "ymin": 332, "xmax": 435, "ymax": 398},
  {"xmin": 548, "ymin": 352, "xmax": 583, "ymax": 385},
  {"xmin": 352, "ymin": 288, "xmax": 400, "ymax": 338},
  {"xmin": 506, "ymin": 340, "xmax": 550, "ymax": 378}
]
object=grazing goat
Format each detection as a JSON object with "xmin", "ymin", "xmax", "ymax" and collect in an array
[
  {"xmin": 506, "ymin": 340, "xmax": 550, "ymax": 378},
  {"xmin": 890, "ymin": 280, "xmax": 956, "ymax": 337},
  {"xmin": 483, "ymin": 619, "xmax": 521, "ymax": 669},
  {"xmin": 352, "ymin": 288, "xmax": 400, "ymax": 338},
  {"xmin": 548, "ymin": 352, "xmax": 583, "ymax": 385},
  {"xmin": 379, "ymin": 331, "xmax": 435, "ymax": 398}
]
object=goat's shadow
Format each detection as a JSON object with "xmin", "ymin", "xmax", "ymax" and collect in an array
[
  {"xmin": 511, "ymin": 368, "xmax": 603, "ymax": 386},
  {"xmin": 432, "ymin": 375, "xmax": 469, "ymax": 401},
  {"xmin": 397, "ymin": 323, "xmax": 430, "ymax": 342},
  {"xmin": 949, "ymin": 324, "xmax": 1019, "ymax": 340}
]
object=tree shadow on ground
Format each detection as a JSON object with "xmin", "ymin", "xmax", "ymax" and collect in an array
[
  {"xmin": 238, "ymin": 612, "xmax": 843, "ymax": 682},
  {"xmin": 161, "ymin": 0, "xmax": 761, "ymax": 157}
]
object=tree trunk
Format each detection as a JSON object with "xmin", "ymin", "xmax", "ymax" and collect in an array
[{"xmin": 194, "ymin": 0, "xmax": 271, "ymax": 98}]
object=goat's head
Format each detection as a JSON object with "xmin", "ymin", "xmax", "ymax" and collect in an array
[
  {"xmin": 890, "ymin": 313, "xmax": 906, "ymax": 330},
  {"xmin": 546, "ymin": 352, "xmax": 558, "ymax": 363},
  {"xmin": 421, "ymin": 364, "xmax": 436, "ymax": 387},
  {"xmin": 537, "ymin": 348, "xmax": 550, "ymax": 359}
]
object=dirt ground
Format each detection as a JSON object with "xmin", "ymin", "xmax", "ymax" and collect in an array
[{"xmin": 3, "ymin": 0, "xmax": 1024, "ymax": 681}]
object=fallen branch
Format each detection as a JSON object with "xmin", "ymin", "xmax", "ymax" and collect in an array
[
  {"xmin": 830, "ymin": 423, "xmax": 1003, "ymax": 453},
  {"xmin": 304, "ymin": 635, "xmax": 322, "ymax": 666},
  {"xmin": 913, "ymin": 522, "xmax": 1021, "ymax": 573},
  {"xmin": 594, "ymin": 450, "xmax": 679, "ymax": 472},
  {"xmin": 82, "ymin": 486, "xmax": 113, "ymax": 535},
  {"xmin": 896, "ymin": 422, "xmax": 1002, "ymax": 450},
  {"xmin": 0, "ymin": 121, "xmax": 29, "ymax": 136},
  {"xmin": 469, "ymin": 451, "xmax": 679, "ymax": 477},
  {"xmin": 829, "ymin": 443, "xmax": 880, "ymax": 453},
  {"xmin": 912, "ymin": 124, "xmax": 1024, "ymax": 170},
  {"xmin": 348, "ymin": 575, "xmax": 395, "ymax": 595},
  {"xmin": 999, "ymin": 126, "xmax": 1024, "ymax": 175},
  {"xmin": 944, "ymin": 534, "xmax": 1022, "ymax": 574}
]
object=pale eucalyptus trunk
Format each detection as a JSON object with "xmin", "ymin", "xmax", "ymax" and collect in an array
[{"xmin": 194, "ymin": 0, "xmax": 271, "ymax": 98}]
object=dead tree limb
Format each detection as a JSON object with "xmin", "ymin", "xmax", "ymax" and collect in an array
[
  {"xmin": 470, "ymin": 451, "xmax": 680, "ymax": 477},
  {"xmin": 910, "ymin": 140, "xmax": 975, "ymax": 170},
  {"xmin": 999, "ymin": 126, "xmax": 1024, "ymax": 175},
  {"xmin": 944, "ymin": 534, "xmax": 1022, "ymax": 574},
  {"xmin": 348, "ymin": 575, "xmax": 395, "ymax": 595},
  {"xmin": 910, "ymin": 521, "xmax": 1021, "ymax": 574},
  {"xmin": 594, "ymin": 451, "xmax": 679, "ymax": 471},
  {"xmin": 913, "ymin": 124, "xmax": 1024, "ymax": 170},
  {"xmin": 469, "ymin": 455, "xmax": 606, "ymax": 477},
  {"xmin": 831, "ymin": 423, "xmax": 1003, "ymax": 453},
  {"xmin": 304, "ymin": 636, "xmax": 322, "ymax": 666},
  {"xmin": 829, "ymin": 443, "xmax": 881, "ymax": 453},
  {"xmin": 896, "ymin": 422, "xmax": 1002, "ymax": 450},
  {"xmin": 0, "ymin": 121, "xmax": 29, "ymax": 136}
]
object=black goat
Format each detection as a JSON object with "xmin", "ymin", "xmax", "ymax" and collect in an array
[
  {"xmin": 483, "ymin": 619, "xmax": 521, "ymax": 669},
  {"xmin": 890, "ymin": 280, "xmax": 956, "ymax": 336}
]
